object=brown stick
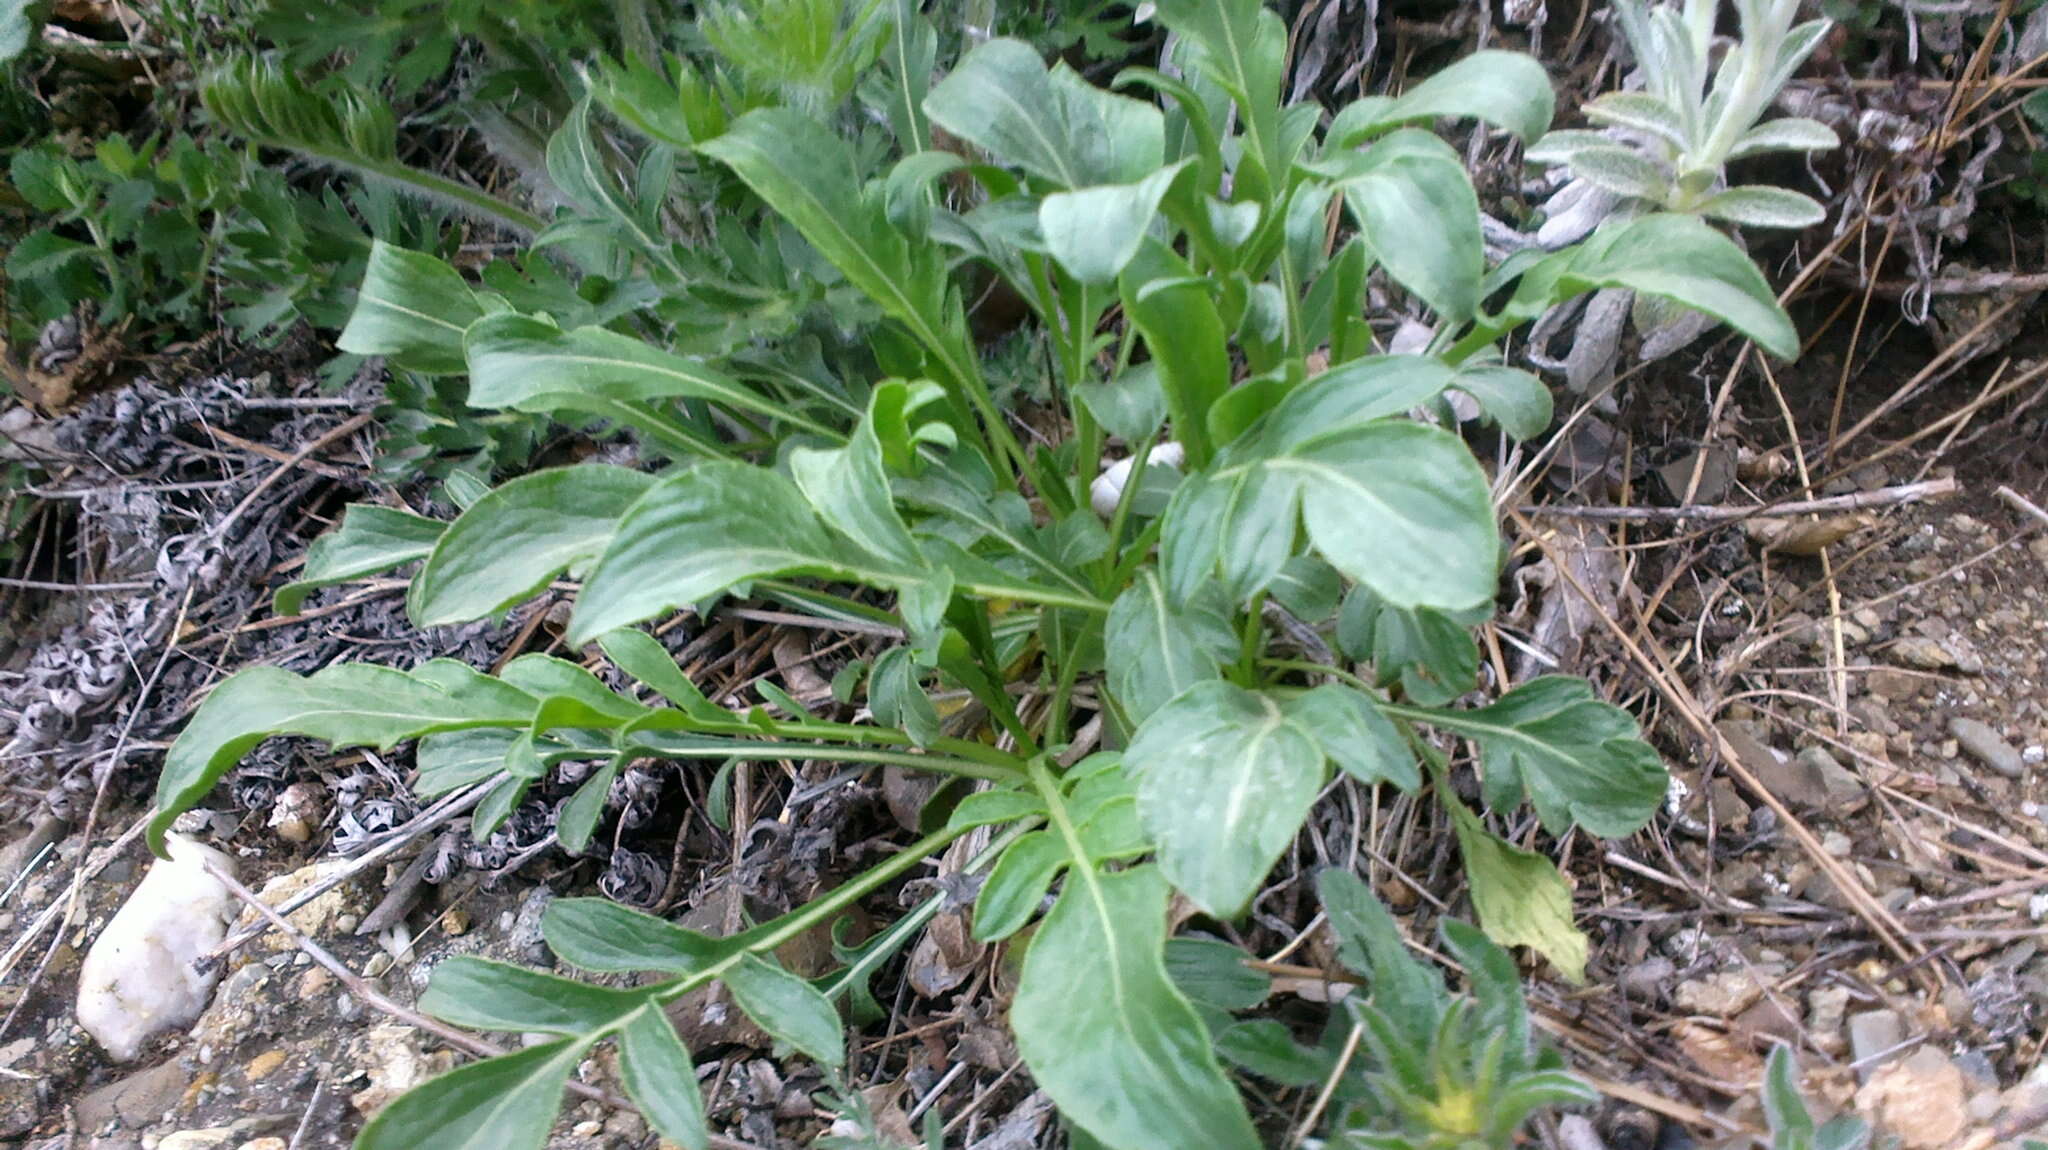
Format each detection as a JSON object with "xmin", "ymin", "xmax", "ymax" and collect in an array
[{"xmin": 1520, "ymin": 477, "xmax": 1960, "ymax": 523}]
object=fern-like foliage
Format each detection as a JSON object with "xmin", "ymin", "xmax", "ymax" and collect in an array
[{"xmin": 201, "ymin": 56, "xmax": 545, "ymax": 236}]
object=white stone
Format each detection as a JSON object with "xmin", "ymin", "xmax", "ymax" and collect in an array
[
  {"xmin": 76, "ymin": 834, "xmax": 238, "ymax": 1061},
  {"xmin": 1089, "ymin": 441, "xmax": 1184, "ymax": 517}
]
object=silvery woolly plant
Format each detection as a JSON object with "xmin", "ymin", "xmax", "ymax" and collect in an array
[
  {"xmin": 147, "ymin": 0, "xmax": 1810, "ymax": 1146},
  {"xmin": 1525, "ymin": 0, "xmax": 1839, "ymax": 390}
]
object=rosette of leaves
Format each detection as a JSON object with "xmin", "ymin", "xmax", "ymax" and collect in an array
[
  {"xmin": 1523, "ymin": 0, "xmax": 1838, "ymax": 389},
  {"xmin": 147, "ymin": 2, "xmax": 1811, "ymax": 1146}
]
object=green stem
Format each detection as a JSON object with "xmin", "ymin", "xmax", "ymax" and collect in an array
[
  {"xmin": 630, "ymin": 734, "xmax": 1020, "ymax": 782},
  {"xmin": 1105, "ymin": 515, "xmax": 1167, "ymax": 587},
  {"xmin": 1233, "ymin": 591, "xmax": 1268, "ymax": 687},
  {"xmin": 652, "ymin": 820, "xmax": 979, "ymax": 1004}
]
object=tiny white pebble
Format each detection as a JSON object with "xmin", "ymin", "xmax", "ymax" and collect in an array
[{"xmin": 2023, "ymin": 745, "xmax": 2045, "ymax": 765}]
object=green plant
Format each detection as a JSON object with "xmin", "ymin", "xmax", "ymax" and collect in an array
[
  {"xmin": 147, "ymin": 1, "xmax": 1813, "ymax": 1146},
  {"xmin": 1529, "ymin": 0, "xmax": 1839, "ymax": 236},
  {"xmin": 1761, "ymin": 1045, "xmax": 1868, "ymax": 1150}
]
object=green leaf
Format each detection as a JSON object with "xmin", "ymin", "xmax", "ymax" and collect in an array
[
  {"xmin": 1696, "ymin": 186, "xmax": 1826, "ymax": 229},
  {"xmin": 1266, "ymin": 555, "xmax": 1342, "ymax": 622},
  {"xmin": 416, "ymin": 729, "xmax": 519, "ymax": 796},
  {"xmin": 924, "ymin": 39, "xmax": 1163, "ymax": 188},
  {"xmin": 504, "ymin": 654, "xmax": 648, "ymax": 726},
  {"xmin": 1105, "ymin": 572, "xmax": 1237, "ymax": 723},
  {"xmin": 1337, "ymin": 583, "xmax": 1483, "ymax": 706},
  {"xmin": 925, "ymin": 38, "xmax": 1084, "ymax": 186},
  {"xmin": 1762, "ymin": 1045, "xmax": 1815, "ymax": 1143},
  {"xmin": 1423, "ymin": 676, "xmax": 1667, "ymax": 839},
  {"xmin": 1258, "ymin": 354, "xmax": 1457, "ymax": 447},
  {"xmin": 723, "ymin": 954, "xmax": 845, "ymax": 1067},
  {"xmin": 355, "ymin": 1038, "xmax": 583, "ymax": 1150},
  {"xmin": 1011, "ymin": 865, "xmax": 1258, "ymax": 1150},
  {"xmin": 465, "ymin": 313, "xmax": 816, "ymax": 431},
  {"xmin": 1281, "ymin": 684, "xmax": 1418, "ymax": 791},
  {"xmin": 275, "ymin": 504, "xmax": 445, "ymax": 615},
  {"xmin": 557, "ymin": 760, "xmax": 618, "ymax": 854},
  {"xmin": 542, "ymin": 898, "xmax": 729, "ymax": 975},
  {"xmin": 1164, "ymin": 938, "xmax": 1271, "ymax": 1011},
  {"xmin": 697, "ymin": 109, "xmax": 978, "ymax": 409},
  {"xmin": 1326, "ymin": 50, "xmax": 1553, "ymax": 145},
  {"xmin": 336, "ymin": 241, "xmax": 484, "ymax": 375},
  {"xmin": 471, "ymin": 774, "xmax": 530, "ymax": 839},
  {"xmin": 789, "ymin": 380, "xmax": 924, "ymax": 570},
  {"xmin": 869, "ymin": 647, "xmax": 940, "ymax": 746},
  {"xmin": 1125, "ymin": 681, "xmax": 1326, "ymax": 917},
  {"xmin": 1449, "ymin": 365, "xmax": 1554, "ymax": 441},
  {"xmin": 419, "ymin": 956, "xmax": 647, "ymax": 1033},
  {"xmin": 150, "ymin": 663, "xmax": 534, "ymax": 853},
  {"xmin": 973, "ymin": 829, "xmax": 1067, "ymax": 942},
  {"xmin": 1447, "ymin": 805, "xmax": 1587, "ymax": 982},
  {"xmin": 1122, "ymin": 242, "xmax": 1230, "ymax": 466},
  {"xmin": 942, "ymin": 789, "xmax": 1043, "ymax": 835},
  {"xmin": 569, "ymin": 462, "xmax": 925, "ymax": 646},
  {"xmin": 1328, "ymin": 131, "xmax": 1484, "ymax": 323},
  {"xmin": 1215, "ymin": 1020, "xmax": 1329, "ymax": 1086},
  {"xmin": 1730, "ymin": 117, "xmax": 1840, "ymax": 159},
  {"xmin": 1151, "ymin": 0, "xmax": 1285, "ymax": 204},
  {"xmin": 1581, "ymin": 92, "xmax": 1687, "ymax": 148},
  {"xmin": 411, "ymin": 465, "xmax": 655, "ymax": 626},
  {"xmin": 6, "ymin": 230, "xmax": 97, "ymax": 280},
  {"xmin": 1315, "ymin": 869, "xmax": 1444, "ymax": 1040},
  {"xmin": 1040, "ymin": 161, "xmax": 1189, "ymax": 284},
  {"xmin": 1559, "ymin": 145, "xmax": 1671, "ymax": 199},
  {"xmin": 1172, "ymin": 418, "xmax": 1498, "ymax": 612},
  {"xmin": 1075, "ymin": 361, "xmax": 1169, "ymax": 444},
  {"xmin": 597, "ymin": 629, "xmax": 722, "ymax": 719},
  {"xmin": 1561, "ymin": 213, "xmax": 1796, "ymax": 358},
  {"xmin": 617, "ymin": 1005, "xmax": 709, "ymax": 1150}
]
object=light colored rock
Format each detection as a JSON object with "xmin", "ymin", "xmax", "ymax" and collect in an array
[
  {"xmin": 1847, "ymin": 1008, "xmax": 1903, "ymax": 1078},
  {"xmin": 1854, "ymin": 1047, "xmax": 1969, "ymax": 1149},
  {"xmin": 76, "ymin": 835, "xmax": 238, "ymax": 1062},
  {"xmin": 157, "ymin": 1131, "xmax": 235, "ymax": 1150},
  {"xmin": 1674, "ymin": 969, "xmax": 1766, "ymax": 1018},
  {"xmin": 1089, "ymin": 442, "xmax": 1184, "ymax": 517},
  {"xmin": 237, "ymin": 1139, "xmax": 287, "ymax": 1150},
  {"xmin": 1949, "ymin": 717, "xmax": 2024, "ymax": 778},
  {"xmin": 350, "ymin": 1026, "xmax": 453, "ymax": 1117}
]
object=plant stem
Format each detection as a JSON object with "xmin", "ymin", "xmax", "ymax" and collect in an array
[{"xmin": 629, "ymin": 733, "xmax": 1020, "ymax": 782}]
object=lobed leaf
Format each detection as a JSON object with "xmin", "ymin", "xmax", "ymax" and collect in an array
[{"xmin": 1125, "ymin": 680, "xmax": 1325, "ymax": 917}]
